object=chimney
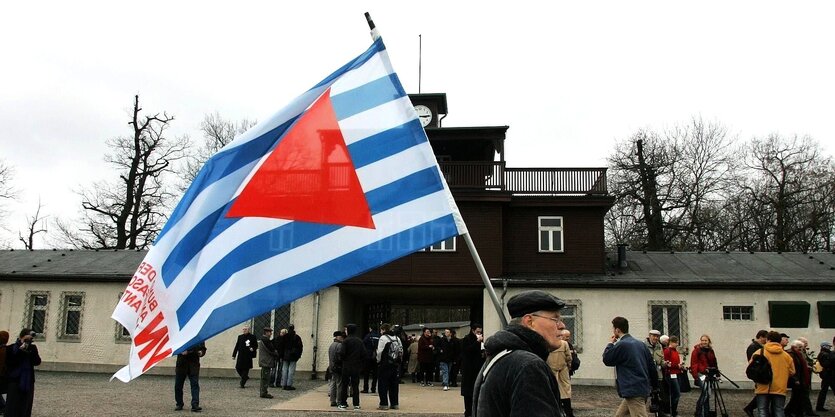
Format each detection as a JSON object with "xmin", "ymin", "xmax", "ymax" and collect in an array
[{"xmin": 617, "ymin": 244, "xmax": 628, "ymax": 269}]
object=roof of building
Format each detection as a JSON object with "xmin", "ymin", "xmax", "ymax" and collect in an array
[
  {"xmin": 503, "ymin": 251, "xmax": 835, "ymax": 289},
  {"xmin": 2, "ymin": 249, "xmax": 835, "ymax": 289},
  {"xmin": 0, "ymin": 249, "xmax": 144, "ymax": 281}
]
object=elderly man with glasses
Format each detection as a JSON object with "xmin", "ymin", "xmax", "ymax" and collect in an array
[{"xmin": 472, "ymin": 290, "xmax": 566, "ymax": 417}]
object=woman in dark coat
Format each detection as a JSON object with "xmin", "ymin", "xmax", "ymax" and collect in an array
[
  {"xmin": 0, "ymin": 330, "xmax": 8, "ymax": 413},
  {"xmin": 417, "ymin": 328, "xmax": 435, "ymax": 386},
  {"xmin": 5, "ymin": 328, "xmax": 41, "ymax": 417},
  {"xmin": 460, "ymin": 325, "xmax": 485, "ymax": 417}
]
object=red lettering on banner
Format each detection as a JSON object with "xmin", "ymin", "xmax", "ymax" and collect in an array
[
  {"xmin": 134, "ymin": 311, "xmax": 172, "ymax": 372},
  {"xmin": 122, "ymin": 290, "xmax": 141, "ymax": 312}
]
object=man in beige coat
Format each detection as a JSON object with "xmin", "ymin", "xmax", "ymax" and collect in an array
[{"xmin": 548, "ymin": 328, "xmax": 575, "ymax": 417}]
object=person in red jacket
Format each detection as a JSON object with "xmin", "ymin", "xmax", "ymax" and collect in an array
[
  {"xmin": 664, "ymin": 336, "xmax": 683, "ymax": 417},
  {"xmin": 690, "ymin": 334, "xmax": 718, "ymax": 382},
  {"xmin": 690, "ymin": 334, "xmax": 718, "ymax": 417}
]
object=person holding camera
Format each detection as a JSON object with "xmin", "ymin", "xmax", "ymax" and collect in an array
[{"xmin": 5, "ymin": 328, "xmax": 41, "ymax": 417}]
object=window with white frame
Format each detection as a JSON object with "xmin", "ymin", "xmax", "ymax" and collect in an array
[
  {"xmin": 723, "ymin": 305, "xmax": 754, "ymax": 320},
  {"xmin": 24, "ymin": 291, "xmax": 50, "ymax": 340},
  {"xmin": 58, "ymin": 292, "xmax": 85, "ymax": 340},
  {"xmin": 538, "ymin": 216, "xmax": 564, "ymax": 252},
  {"xmin": 429, "ymin": 236, "xmax": 456, "ymax": 252},
  {"xmin": 560, "ymin": 300, "xmax": 583, "ymax": 352}
]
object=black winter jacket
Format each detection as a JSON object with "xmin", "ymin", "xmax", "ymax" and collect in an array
[{"xmin": 473, "ymin": 325, "xmax": 562, "ymax": 417}]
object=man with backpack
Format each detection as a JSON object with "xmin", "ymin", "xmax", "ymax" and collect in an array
[
  {"xmin": 748, "ymin": 331, "xmax": 795, "ymax": 417},
  {"xmin": 376, "ymin": 323, "xmax": 403, "ymax": 410}
]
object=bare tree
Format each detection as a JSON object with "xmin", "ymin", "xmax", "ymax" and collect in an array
[
  {"xmin": 58, "ymin": 95, "xmax": 189, "ymax": 249},
  {"xmin": 0, "ymin": 159, "xmax": 16, "ymax": 218},
  {"xmin": 18, "ymin": 199, "xmax": 48, "ymax": 250},
  {"xmin": 741, "ymin": 134, "xmax": 834, "ymax": 252},
  {"xmin": 606, "ymin": 118, "xmax": 737, "ymax": 251},
  {"xmin": 607, "ymin": 129, "xmax": 680, "ymax": 250},
  {"xmin": 179, "ymin": 112, "xmax": 256, "ymax": 190}
]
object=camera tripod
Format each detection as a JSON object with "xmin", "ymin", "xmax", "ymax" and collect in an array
[{"xmin": 695, "ymin": 368, "xmax": 739, "ymax": 417}]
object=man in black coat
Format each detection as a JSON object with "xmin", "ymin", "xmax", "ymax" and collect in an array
[
  {"xmin": 473, "ymin": 290, "xmax": 566, "ymax": 417},
  {"xmin": 816, "ymin": 341, "xmax": 835, "ymax": 412},
  {"xmin": 232, "ymin": 325, "xmax": 258, "ymax": 388},
  {"xmin": 743, "ymin": 330, "xmax": 768, "ymax": 417},
  {"xmin": 281, "ymin": 325, "xmax": 303, "ymax": 390},
  {"xmin": 5, "ymin": 328, "xmax": 41, "ymax": 417},
  {"xmin": 460, "ymin": 324, "xmax": 485, "ymax": 417},
  {"xmin": 175, "ymin": 341, "xmax": 207, "ymax": 412},
  {"xmin": 338, "ymin": 323, "xmax": 366, "ymax": 409}
]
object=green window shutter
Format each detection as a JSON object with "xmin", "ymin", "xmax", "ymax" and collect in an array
[
  {"xmin": 768, "ymin": 301, "xmax": 810, "ymax": 328},
  {"xmin": 818, "ymin": 301, "xmax": 835, "ymax": 329}
]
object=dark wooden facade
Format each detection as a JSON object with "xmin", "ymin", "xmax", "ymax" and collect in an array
[{"xmin": 346, "ymin": 94, "xmax": 614, "ymax": 287}]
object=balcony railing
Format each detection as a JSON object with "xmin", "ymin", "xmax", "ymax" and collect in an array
[{"xmin": 438, "ymin": 162, "xmax": 607, "ymax": 195}]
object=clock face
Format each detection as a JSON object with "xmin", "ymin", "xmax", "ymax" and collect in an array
[{"xmin": 414, "ymin": 105, "xmax": 433, "ymax": 127}]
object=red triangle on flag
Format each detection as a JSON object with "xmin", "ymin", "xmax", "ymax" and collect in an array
[{"xmin": 226, "ymin": 89, "xmax": 375, "ymax": 229}]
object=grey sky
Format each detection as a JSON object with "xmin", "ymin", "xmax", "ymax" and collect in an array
[{"xmin": 1, "ymin": 1, "xmax": 833, "ymax": 247}]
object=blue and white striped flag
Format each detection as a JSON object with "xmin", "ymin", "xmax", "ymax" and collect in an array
[{"xmin": 112, "ymin": 37, "xmax": 466, "ymax": 382}]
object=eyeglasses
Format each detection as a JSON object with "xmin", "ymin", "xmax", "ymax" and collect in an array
[{"xmin": 530, "ymin": 314, "xmax": 562, "ymax": 325}]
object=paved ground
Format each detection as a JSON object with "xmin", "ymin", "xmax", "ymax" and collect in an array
[{"xmin": 26, "ymin": 371, "xmax": 835, "ymax": 416}]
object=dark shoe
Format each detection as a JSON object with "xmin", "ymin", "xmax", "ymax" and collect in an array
[
  {"xmin": 391, "ymin": 405, "xmax": 399, "ymax": 410},
  {"xmin": 240, "ymin": 380, "xmax": 246, "ymax": 388},
  {"xmin": 360, "ymin": 390, "xmax": 369, "ymax": 393},
  {"xmin": 330, "ymin": 402, "xmax": 338, "ymax": 407},
  {"xmin": 283, "ymin": 385, "xmax": 296, "ymax": 390},
  {"xmin": 191, "ymin": 406, "xmax": 202, "ymax": 412},
  {"xmin": 371, "ymin": 389, "xmax": 376, "ymax": 394},
  {"xmin": 175, "ymin": 405, "xmax": 184, "ymax": 411},
  {"xmin": 260, "ymin": 394, "xmax": 274, "ymax": 399},
  {"xmin": 743, "ymin": 407, "xmax": 755, "ymax": 417}
]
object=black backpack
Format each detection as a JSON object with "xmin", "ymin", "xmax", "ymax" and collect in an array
[{"xmin": 746, "ymin": 348, "xmax": 773, "ymax": 384}]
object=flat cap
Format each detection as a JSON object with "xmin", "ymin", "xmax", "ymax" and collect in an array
[
  {"xmin": 649, "ymin": 330, "xmax": 661, "ymax": 336},
  {"xmin": 821, "ymin": 341, "xmax": 833, "ymax": 349},
  {"xmin": 263, "ymin": 327, "xmax": 273, "ymax": 332},
  {"xmin": 780, "ymin": 333, "xmax": 790, "ymax": 338},
  {"xmin": 507, "ymin": 290, "xmax": 565, "ymax": 318}
]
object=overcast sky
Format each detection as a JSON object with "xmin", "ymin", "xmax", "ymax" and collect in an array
[{"xmin": 1, "ymin": 1, "xmax": 834, "ymax": 248}]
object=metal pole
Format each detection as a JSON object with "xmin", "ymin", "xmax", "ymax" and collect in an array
[{"xmin": 462, "ymin": 232, "xmax": 508, "ymax": 328}]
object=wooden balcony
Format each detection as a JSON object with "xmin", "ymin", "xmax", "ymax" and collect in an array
[{"xmin": 439, "ymin": 162, "xmax": 607, "ymax": 195}]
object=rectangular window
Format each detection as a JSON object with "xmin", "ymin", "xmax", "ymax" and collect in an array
[
  {"xmin": 59, "ymin": 292, "xmax": 84, "ymax": 340},
  {"xmin": 768, "ymin": 301, "xmax": 810, "ymax": 328},
  {"xmin": 25, "ymin": 291, "xmax": 50, "ymax": 339},
  {"xmin": 430, "ymin": 237, "xmax": 456, "ymax": 252},
  {"xmin": 561, "ymin": 300, "xmax": 583, "ymax": 352},
  {"xmin": 538, "ymin": 216, "xmax": 564, "ymax": 252},
  {"xmin": 723, "ymin": 305, "xmax": 753, "ymax": 320},
  {"xmin": 648, "ymin": 301, "xmax": 688, "ymax": 347}
]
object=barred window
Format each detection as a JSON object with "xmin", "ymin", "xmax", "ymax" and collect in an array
[
  {"xmin": 24, "ymin": 291, "xmax": 50, "ymax": 340},
  {"xmin": 59, "ymin": 292, "xmax": 85, "ymax": 340},
  {"xmin": 723, "ymin": 305, "xmax": 754, "ymax": 320},
  {"xmin": 648, "ymin": 300, "xmax": 688, "ymax": 347},
  {"xmin": 561, "ymin": 300, "xmax": 583, "ymax": 352},
  {"xmin": 538, "ymin": 216, "xmax": 564, "ymax": 252}
]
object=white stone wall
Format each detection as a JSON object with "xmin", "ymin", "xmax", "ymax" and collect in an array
[
  {"xmin": 3, "ymin": 277, "xmax": 832, "ymax": 388},
  {"xmin": 483, "ymin": 287, "xmax": 835, "ymax": 387}
]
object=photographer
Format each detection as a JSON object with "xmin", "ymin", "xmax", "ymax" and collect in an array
[
  {"xmin": 690, "ymin": 334, "xmax": 718, "ymax": 417},
  {"xmin": 5, "ymin": 328, "xmax": 41, "ymax": 417}
]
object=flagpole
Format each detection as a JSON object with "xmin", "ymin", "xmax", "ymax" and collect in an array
[
  {"xmin": 363, "ymin": 12, "xmax": 508, "ymax": 328},
  {"xmin": 463, "ymin": 232, "xmax": 509, "ymax": 328}
]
